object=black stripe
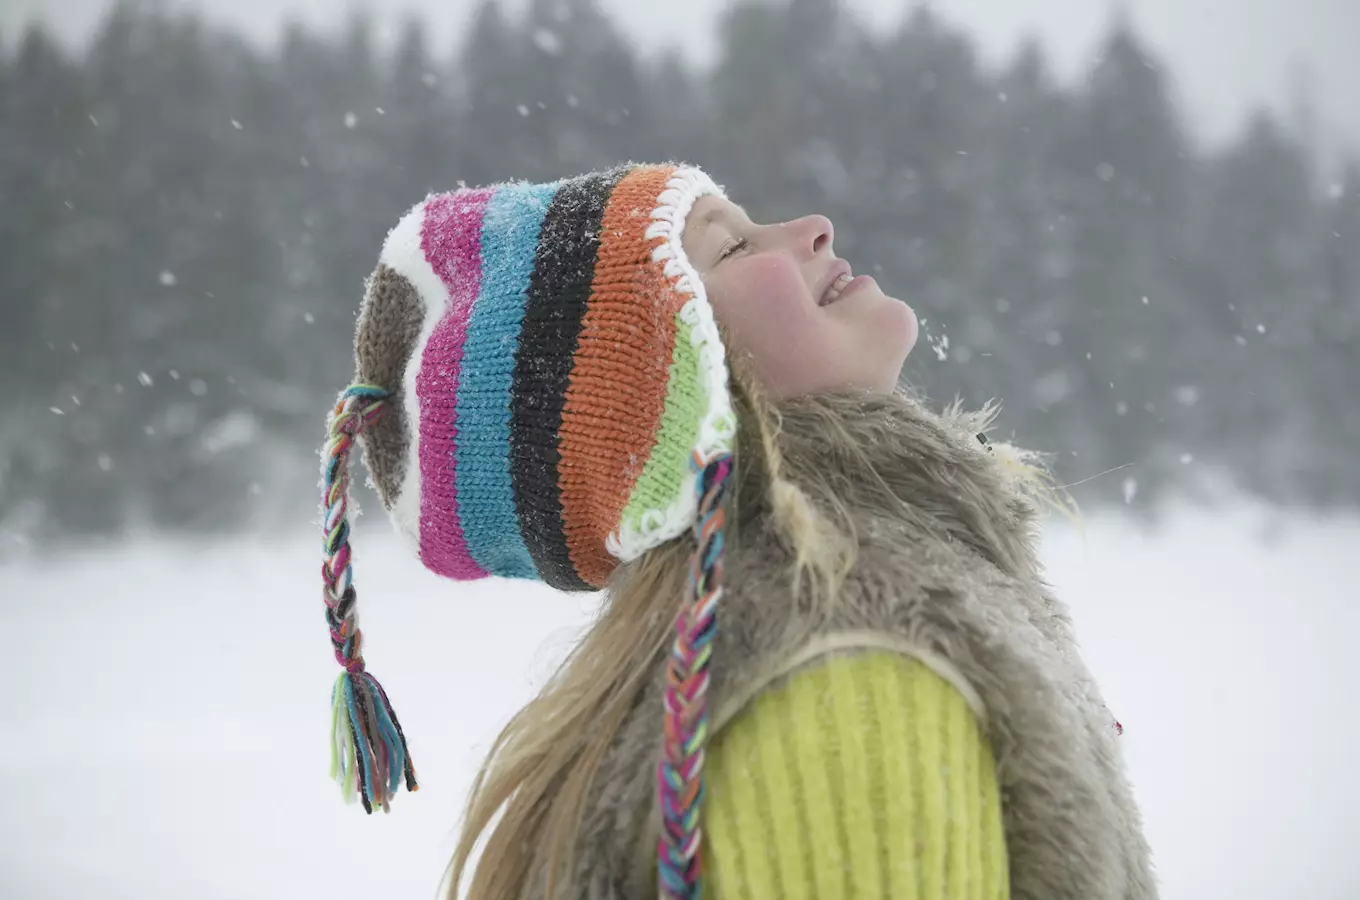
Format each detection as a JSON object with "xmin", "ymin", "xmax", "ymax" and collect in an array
[{"xmin": 510, "ymin": 168, "xmax": 627, "ymax": 591}]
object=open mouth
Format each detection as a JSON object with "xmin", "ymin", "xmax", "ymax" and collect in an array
[{"xmin": 820, "ymin": 272, "xmax": 855, "ymax": 306}]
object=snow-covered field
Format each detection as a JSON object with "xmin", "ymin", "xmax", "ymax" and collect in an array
[{"xmin": 3, "ymin": 502, "xmax": 1357, "ymax": 900}]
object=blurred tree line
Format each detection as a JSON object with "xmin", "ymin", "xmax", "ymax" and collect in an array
[{"xmin": 2, "ymin": 0, "xmax": 1357, "ymax": 546}]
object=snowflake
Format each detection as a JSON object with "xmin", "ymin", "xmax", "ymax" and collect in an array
[{"xmin": 533, "ymin": 28, "xmax": 563, "ymax": 56}]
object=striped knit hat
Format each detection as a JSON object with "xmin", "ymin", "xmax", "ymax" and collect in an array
[{"xmin": 319, "ymin": 163, "xmax": 734, "ymax": 897}]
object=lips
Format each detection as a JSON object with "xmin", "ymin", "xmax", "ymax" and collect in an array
[
  {"xmin": 818, "ymin": 259, "xmax": 853, "ymax": 306},
  {"xmin": 821, "ymin": 273, "xmax": 855, "ymax": 306}
]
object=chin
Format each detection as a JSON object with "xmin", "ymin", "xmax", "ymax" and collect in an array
[
  {"xmin": 857, "ymin": 295, "xmax": 917, "ymax": 393},
  {"xmin": 897, "ymin": 300, "xmax": 920, "ymax": 356},
  {"xmin": 868, "ymin": 289, "xmax": 919, "ymax": 360}
]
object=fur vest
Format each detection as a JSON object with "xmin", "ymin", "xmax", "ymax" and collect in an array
[{"xmin": 538, "ymin": 393, "xmax": 1157, "ymax": 900}]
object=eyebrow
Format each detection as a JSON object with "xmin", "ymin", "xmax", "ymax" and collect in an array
[
  {"xmin": 694, "ymin": 207, "xmax": 724, "ymax": 230},
  {"xmin": 692, "ymin": 203, "xmax": 749, "ymax": 233}
]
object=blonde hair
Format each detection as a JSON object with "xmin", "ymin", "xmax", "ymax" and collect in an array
[{"xmin": 445, "ymin": 363, "xmax": 855, "ymax": 900}]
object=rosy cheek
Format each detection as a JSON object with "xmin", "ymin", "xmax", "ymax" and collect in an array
[
  {"xmin": 711, "ymin": 257, "xmax": 810, "ymax": 326},
  {"xmin": 706, "ymin": 257, "xmax": 830, "ymax": 393}
]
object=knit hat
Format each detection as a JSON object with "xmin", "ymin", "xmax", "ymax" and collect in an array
[{"xmin": 319, "ymin": 163, "xmax": 735, "ymax": 897}]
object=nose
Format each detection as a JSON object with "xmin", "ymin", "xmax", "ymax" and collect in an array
[{"xmin": 782, "ymin": 214, "xmax": 835, "ymax": 259}]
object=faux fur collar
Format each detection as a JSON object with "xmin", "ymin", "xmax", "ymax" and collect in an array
[{"xmin": 555, "ymin": 393, "xmax": 1157, "ymax": 900}]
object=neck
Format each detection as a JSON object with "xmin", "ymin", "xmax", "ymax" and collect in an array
[{"xmin": 745, "ymin": 389, "xmax": 1057, "ymax": 585}]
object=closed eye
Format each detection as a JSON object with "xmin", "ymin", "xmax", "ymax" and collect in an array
[{"xmin": 718, "ymin": 237, "xmax": 750, "ymax": 262}]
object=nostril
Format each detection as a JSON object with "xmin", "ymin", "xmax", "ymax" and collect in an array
[{"xmin": 807, "ymin": 214, "xmax": 835, "ymax": 255}]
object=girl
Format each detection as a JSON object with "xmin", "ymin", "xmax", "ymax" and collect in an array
[{"xmin": 318, "ymin": 163, "xmax": 1156, "ymax": 900}]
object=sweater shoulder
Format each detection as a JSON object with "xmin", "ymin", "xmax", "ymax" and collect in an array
[{"xmin": 705, "ymin": 651, "xmax": 1009, "ymax": 899}]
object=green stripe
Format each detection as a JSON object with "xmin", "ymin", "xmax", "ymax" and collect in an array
[{"xmin": 619, "ymin": 314, "xmax": 704, "ymax": 538}]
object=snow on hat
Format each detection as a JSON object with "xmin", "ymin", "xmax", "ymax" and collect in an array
[{"xmin": 318, "ymin": 163, "xmax": 735, "ymax": 897}]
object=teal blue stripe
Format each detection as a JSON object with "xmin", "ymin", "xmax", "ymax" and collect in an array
[{"xmin": 455, "ymin": 181, "xmax": 562, "ymax": 579}]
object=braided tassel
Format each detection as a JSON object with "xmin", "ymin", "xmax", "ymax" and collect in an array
[
  {"xmin": 657, "ymin": 451, "xmax": 733, "ymax": 900},
  {"xmin": 322, "ymin": 384, "xmax": 418, "ymax": 814}
]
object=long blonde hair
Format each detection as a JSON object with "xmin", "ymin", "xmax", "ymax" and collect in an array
[{"xmin": 445, "ymin": 364, "xmax": 856, "ymax": 900}]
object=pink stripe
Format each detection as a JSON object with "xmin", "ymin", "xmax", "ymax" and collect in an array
[{"xmin": 415, "ymin": 189, "xmax": 494, "ymax": 580}]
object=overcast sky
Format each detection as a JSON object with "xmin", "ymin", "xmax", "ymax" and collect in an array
[{"xmin": 7, "ymin": 0, "xmax": 1359, "ymax": 160}]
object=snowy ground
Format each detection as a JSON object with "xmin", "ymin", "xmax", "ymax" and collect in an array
[{"xmin": 2, "ymin": 502, "xmax": 1357, "ymax": 900}]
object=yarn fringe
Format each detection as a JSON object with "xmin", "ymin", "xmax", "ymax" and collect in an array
[{"xmin": 329, "ymin": 669, "xmax": 419, "ymax": 813}]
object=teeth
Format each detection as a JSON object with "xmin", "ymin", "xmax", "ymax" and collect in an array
[{"xmin": 822, "ymin": 273, "xmax": 854, "ymax": 306}]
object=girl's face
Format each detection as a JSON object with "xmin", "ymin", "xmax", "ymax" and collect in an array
[{"xmin": 683, "ymin": 195, "xmax": 918, "ymax": 398}]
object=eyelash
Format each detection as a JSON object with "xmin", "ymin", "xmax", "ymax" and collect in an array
[{"xmin": 719, "ymin": 238, "xmax": 750, "ymax": 261}]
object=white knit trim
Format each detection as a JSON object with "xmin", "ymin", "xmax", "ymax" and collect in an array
[
  {"xmin": 711, "ymin": 630, "xmax": 990, "ymax": 736},
  {"xmin": 377, "ymin": 195, "xmax": 448, "ymax": 559},
  {"xmin": 605, "ymin": 166, "xmax": 736, "ymax": 562}
]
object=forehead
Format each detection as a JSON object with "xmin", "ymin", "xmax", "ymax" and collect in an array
[{"xmin": 685, "ymin": 195, "xmax": 749, "ymax": 237}]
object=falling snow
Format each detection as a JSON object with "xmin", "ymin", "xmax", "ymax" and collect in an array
[
  {"xmin": 159, "ymin": 270, "xmax": 178, "ymax": 287},
  {"xmin": 231, "ymin": 119, "xmax": 243, "ymax": 130},
  {"xmin": 1034, "ymin": 370, "xmax": 1071, "ymax": 405},
  {"xmin": 200, "ymin": 410, "xmax": 259, "ymax": 454},
  {"xmin": 1174, "ymin": 386, "xmax": 1201, "ymax": 407},
  {"xmin": 344, "ymin": 111, "xmax": 357, "ymax": 129},
  {"xmin": 533, "ymin": 28, "xmax": 563, "ymax": 56},
  {"xmin": 930, "ymin": 332, "xmax": 950, "ymax": 362},
  {"xmin": 517, "ymin": 104, "xmax": 531, "ymax": 117},
  {"xmin": 1122, "ymin": 477, "xmax": 1138, "ymax": 504},
  {"xmin": 137, "ymin": 372, "xmax": 154, "ymax": 387}
]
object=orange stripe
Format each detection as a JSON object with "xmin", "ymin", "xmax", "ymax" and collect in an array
[{"xmin": 557, "ymin": 164, "xmax": 682, "ymax": 587}]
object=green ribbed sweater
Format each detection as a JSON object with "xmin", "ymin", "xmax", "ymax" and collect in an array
[{"xmin": 705, "ymin": 651, "xmax": 1009, "ymax": 899}]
